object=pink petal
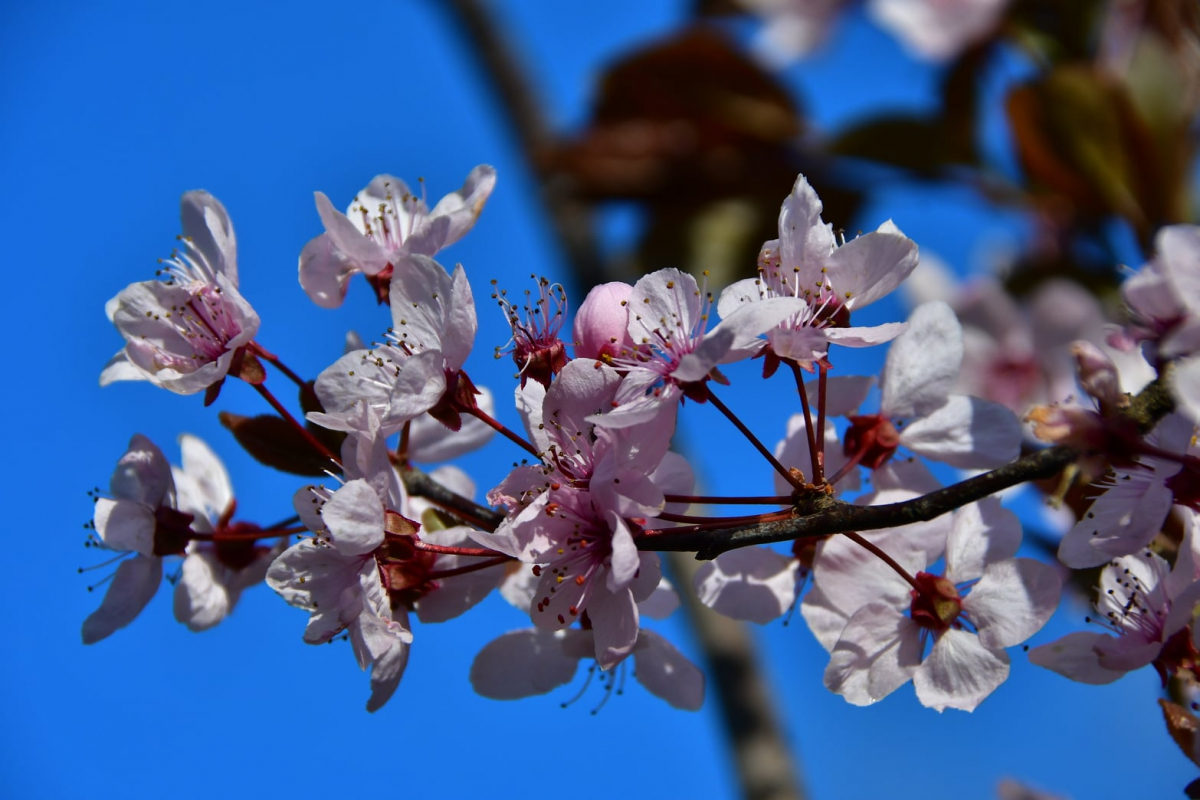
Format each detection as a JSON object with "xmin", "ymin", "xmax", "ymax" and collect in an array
[
  {"xmin": 900, "ymin": 395, "xmax": 1021, "ymax": 469},
  {"xmin": 1027, "ymin": 631, "xmax": 1125, "ymax": 684},
  {"xmin": 633, "ymin": 630, "xmax": 705, "ymax": 710},
  {"xmin": 944, "ymin": 498, "xmax": 1021, "ymax": 584},
  {"xmin": 298, "ymin": 233, "xmax": 351, "ymax": 308},
  {"xmin": 824, "ymin": 603, "xmax": 922, "ymax": 706},
  {"xmin": 694, "ymin": 547, "xmax": 798, "ymax": 624},
  {"xmin": 470, "ymin": 629, "xmax": 583, "ymax": 700},
  {"xmin": 314, "ymin": 191, "xmax": 390, "ymax": 273}
]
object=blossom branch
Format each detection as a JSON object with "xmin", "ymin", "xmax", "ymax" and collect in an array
[{"xmin": 399, "ymin": 465, "xmax": 505, "ymax": 532}]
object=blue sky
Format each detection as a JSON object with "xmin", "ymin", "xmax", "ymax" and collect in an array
[{"xmin": 3, "ymin": 1, "xmax": 1194, "ymax": 797}]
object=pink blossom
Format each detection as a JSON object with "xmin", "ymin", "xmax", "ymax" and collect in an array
[
  {"xmin": 299, "ymin": 165, "xmax": 496, "ymax": 307},
  {"xmin": 492, "ymin": 276, "xmax": 569, "ymax": 389},
  {"xmin": 311, "ymin": 255, "xmax": 477, "ymax": 437},
  {"xmin": 842, "ymin": 301, "xmax": 1022, "ymax": 470},
  {"xmin": 815, "ymin": 499, "xmax": 1060, "ymax": 710},
  {"xmin": 100, "ymin": 191, "xmax": 259, "ymax": 395},
  {"xmin": 718, "ymin": 174, "xmax": 917, "ymax": 371},
  {"xmin": 1029, "ymin": 546, "xmax": 1200, "ymax": 685},
  {"xmin": 1057, "ymin": 413, "xmax": 1196, "ymax": 569},
  {"xmin": 589, "ymin": 268, "xmax": 802, "ymax": 429}
]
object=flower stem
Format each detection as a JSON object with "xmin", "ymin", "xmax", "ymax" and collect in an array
[
  {"xmin": 816, "ymin": 361, "xmax": 829, "ymax": 481},
  {"xmin": 789, "ymin": 360, "xmax": 822, "ymax": 484},
  {"xmin": 843, "ymin": 531, "xmax": 919, "ymax": 591},
  {"xmin": 412, "ymin": 540, "xmax": 506, "ymax": 558},
  {"xmin": 663, "ymin": 494, "xmax": 793, "ymax": 506},
  {"xmin": 425, "ymin": 555, "xmax": 513, "ymax": 580},
  {"xmin": 706, "ymin": 386, "xmax": 804, "ymax": 490},
  {"xmin": 249, "ymin": 341, "xmax": 308, "ymax": 389},
  {"xmin": 466, "ymin": 406, "xmax": 540, "ymax": 458},
  {"xmin": 188, "ymin": 526, "xmax": 306, "ymax": 542},
  {"xmin": 252, "ymin": 383, "xmax": 341, "ymax": 467}
]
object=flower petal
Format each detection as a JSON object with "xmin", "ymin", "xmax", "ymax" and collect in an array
[
  {"xmin": 81, "ymin": 556, "xmax": 162, "ymax": 644},
  {"xmin": 913, "ymin": 629, "xmax": 1010, "ymax": 712}
]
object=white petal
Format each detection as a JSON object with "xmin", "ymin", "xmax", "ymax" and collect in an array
[
  {"xmin": 177, "ymin": 435, "xmax": 233, "ymax": 522},
  {"xmin": 1158, "ymin": 225, "xmax": 1200, "ymax": 316},
  {"xmin": 944, "ymin": 498, "xmax": 1021, "ymax": 584},
  {"xmin": 93, "ymin": 499, "xmax": 156, "ymax": 557},
  {"xmin": 824, "ymin": 603, "xmax": 922, "ymax": 706},
  {"xmin": 81, "ymin": 556, "xmax": 162, "ymax": 644},
  {"xmin": 694, "ymin": 547, "xmax": 797, "ymax": 624},
  {"xmin": 470, "ymin": 629, "xmax": 582, "ymax": 700},
  {"xmin": 173, "ymin": 550, "xmax": 232, "ymax": 632},
  {"xmin": 315, "ymin": 191, "xmax": 390, "ymax": 272},
  {"xmin": 913, "ymin": 629, "xmax": 1010, "ymax": 712},
  {"xmin": 827, "ymin": 221, "xmax": 918, "ymax": 310},
  {"xmin": 633, "ymin": 630, "xmax": 705, "ymax": 710},
  {"xmin": 1057, "ymin": 479, "xmax": 1173, "ymax": 568},
  {"xmin": 638, "ymin": 578, "xmax": 681, "ymax": 620},
  {"xmin": 966, "ymin": 558, "xmax": 1061, "ymax": 649},
  {"xmin": 900, "ymin": 395, "xmax": 1021, "ymax": 469},
  {"xmin": 881, "ymin": 301, "xmax": 962, "ymax": 418},
  {"xmin": 322, "ymin": 480, "xmax": 384, "ymax": 556},
  {"xmin": 1027, "ymin": 631, "xmax": 1125, "ymax": 684}
]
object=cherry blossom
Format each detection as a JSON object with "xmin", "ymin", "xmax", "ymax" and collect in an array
[
  {"xmin": 299, "ymin": 165, "xmax": 496, "ymax": 307},
  {"xmin": 573, "ymin": 281, "xmax": 635, "ymax": 362},
  {"xmin": 82, "ymin": 434, "xmax": 179, "ymax": 644},
  {"xmin": 1056, "ymin": 413, "xmax": 1197, "ymax": 569},
  {"xmin": 842, "ymin": 301, "xmax": 1021, "ymax": 470},
  {"xmin": 817, "ymin": 499, "xmax": 1060, "ymax": 711},
  {"xmin": 589, "ymin": 267, "xmax": 803, "ymax": 429},
  {"xmin": 717, "ymin": 174, "xmax": 917, "ymax": 370},
  {"xmin": 100, "ymin": 191, "xmax": 260, "ymax": 395},
  {"xmin": 311, "ymin": 254, "xmax": 478, "ymax": 437},
  {"xmin": 1029, "ymin": 546, "xmax": 1200, "ymax": 685},
  {"xmin": 492, "ymin": 276, "xmax": 569, "ymax": 389}
]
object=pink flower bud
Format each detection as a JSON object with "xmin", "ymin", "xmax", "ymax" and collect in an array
[
  {"xmin": 1071, "ymin": 341, "xmax": 1125, "ymax": 410},
  {"xmin": 573, "ymin": 281, "xmax": 633, "ymax": 361}
]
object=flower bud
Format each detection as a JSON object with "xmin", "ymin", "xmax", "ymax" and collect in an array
[{"xmin": 573, "ymin": 282, "xmax": 633, "ymax": 362}]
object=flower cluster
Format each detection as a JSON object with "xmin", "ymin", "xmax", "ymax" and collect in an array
[{"xmin": 83, "ymin": 167, "xmax": 1200, "ymax": 728}]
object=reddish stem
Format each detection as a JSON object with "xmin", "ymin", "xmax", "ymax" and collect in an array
[
  {"xmin": 843, "ymin": 531, "xmax": 919, "ymax": 591},
  {"xmin": 816, "ymin": 361, "xmax": 829, "ymax": 481},
  {"xmin": 249, "ymin": 342, "xmax": 308, "ymax": 389},
  {"xmin": 663, "ymin": 494, "xmax": 793, "ymax": 506},
  {"xmin": 789, "ymin": 360, "xmax": 822, "ymax": 484},
  {"xmin": 412, "ymin": 540, "xmax": 505, "ymax": 557},
  {"xmin": 467, "ymin": 406, "xmax": 540, "ymax": 458},
  {"xmin": 425, "ymin": 555, "xmax": 513, "ymax": 580},
  {"xmin": 706, "ymin": 385, "xmax": 804, "ymax": 490},
  {"xmin": 253, "ymin": 383, "xmax": 341, "ymax": 466}
]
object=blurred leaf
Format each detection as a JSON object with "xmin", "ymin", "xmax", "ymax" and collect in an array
[
  {"xmin": 830, "ymin": 116, "xmax": 971, "ymax": 174},
  {"xmin": 551, "ymin": 26, "xmax": 803, "ymax": 201},
  {"xmin": 1008, "ymin": 0, "xmax": 1106, "ymax": 63},
  {"xmin": 219, "ymin": 411, "xmax": 333, "ymax": 476},
  {"xmin": 1006, "ymin": 64, "xmax": 1166, "ymax": 241},
  {"xmin": 1160, "ymin": 699, "xmax": 1200, "ymax": 769}
]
